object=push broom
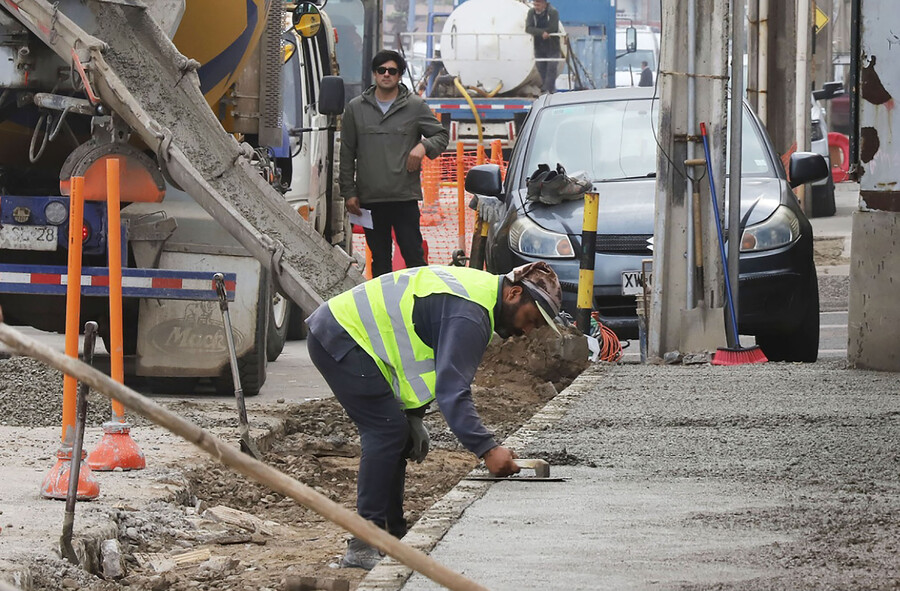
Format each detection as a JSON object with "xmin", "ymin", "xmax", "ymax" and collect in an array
[{"xmin": 699, "ymin": 122, "xmax": 768, "ymax": 366}]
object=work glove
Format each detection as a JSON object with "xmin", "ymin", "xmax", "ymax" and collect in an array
[{"xmin": 406, "ymin": 414, "xmax": 430, "ymax": 464}]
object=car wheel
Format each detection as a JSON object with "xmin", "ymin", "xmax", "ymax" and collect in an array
[
  {"xmin": 266, "ymin": 289, "xmax": 290, "ymax": 362},
  {"xmin": 810, "ymin": 175, "xmax": 836, "ymax": 218},
  {"xmin": 287, "ymin": 303, "xmax": 309, "ymax": 340},
  {"xmin": 756, "ymin": 271, "xmax": 820, "ymax": 362}
]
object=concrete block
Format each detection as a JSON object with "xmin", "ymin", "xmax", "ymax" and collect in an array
[
  {"xmin": 100, "ymin": 539, "xmax": 125, "ymax": 580},
  {"xmin": 848, "ymin": 210, "xmax": 900, "ymax": 371}
]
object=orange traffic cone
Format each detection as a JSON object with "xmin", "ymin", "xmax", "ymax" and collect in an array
[
  {"xmin": 88, "ymin": 159, "xmax": 146, "ymax": 472},
  {"xmin": 87, "ymin": 421, "xmax": 146, "ymax": 471},
  {"xmin": 41, "ymin": 447, "xmax": 100, "ymax": 500}
]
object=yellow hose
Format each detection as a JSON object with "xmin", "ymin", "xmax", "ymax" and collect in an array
[{"xmin": 453, "ymin": 76, "xmax": 484, "ymax": 147}]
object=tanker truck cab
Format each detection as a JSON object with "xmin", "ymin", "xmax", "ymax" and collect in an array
[{"xmin": 615, "ymin": 26, "xmax": 659, "ymax": 88}]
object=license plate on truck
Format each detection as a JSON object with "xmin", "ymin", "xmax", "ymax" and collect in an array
[
  {"xmin": 0, "ymin": 225, "xmax": 57, "ymax": 251},
  {"xmin": 621, "ymin": 270, "xmax": 650, "ymax": 296}
]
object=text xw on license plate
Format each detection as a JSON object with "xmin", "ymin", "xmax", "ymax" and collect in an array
[
  {"xmin": 621, "ymin": 270, "xmax": 651, "ymax": 296},
  {"xmin": 0, "ymin": 224, "xmax": 58, "ymax": 251}
]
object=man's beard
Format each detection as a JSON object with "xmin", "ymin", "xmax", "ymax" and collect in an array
[{"xmin": 495, "ymin": 299, "xmax": 526, "ymax": 339}]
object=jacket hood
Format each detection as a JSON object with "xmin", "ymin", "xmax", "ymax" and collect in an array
[{"xmin": 361, "ymin": 82, "xmax": 412, "ymax": 106}]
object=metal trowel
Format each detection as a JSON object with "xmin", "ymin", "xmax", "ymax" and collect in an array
[{"xmin": 465, "ymin": 458, "xmax": 568, "ymax": 482}]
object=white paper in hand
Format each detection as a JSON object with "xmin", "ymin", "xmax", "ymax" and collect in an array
[{"xmin": 349, "ymin": 208, "xmax": 373, "ymax": 229}]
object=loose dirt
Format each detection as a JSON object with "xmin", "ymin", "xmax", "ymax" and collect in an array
[{"xmin": 21, "ymin": 326, "xmax": 588, "ymax": 591}]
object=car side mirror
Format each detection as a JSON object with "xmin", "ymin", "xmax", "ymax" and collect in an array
[
  {"xmin": 812, "ymin": 80, "xmax": 845, "ymax": 101},
  {"xmin": 319, "ymin": 76, "xmax": 345, "ymax": 116},
  {"xmin": 789, "ymin": 152, "xmax": 829, "ymax": 188},
  {"xmin": 625, "ymin": 26, "xmax": 637, "ymax": 53},
  {"xmin": 465, "ymin": 164, "xmax": 503, "ymax": 197}
]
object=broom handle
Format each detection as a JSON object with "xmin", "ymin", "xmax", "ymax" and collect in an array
[
  {"xmin": 0, "ymin": 321, "xmax": 489, "ymax": 591},
  {"xmin": 700, "ymin": 122, "xmax": 741, "ymax": 348}
]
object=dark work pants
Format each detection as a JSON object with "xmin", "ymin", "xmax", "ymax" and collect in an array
[
  {"xmin": 306, "ymin": 331, "xmax": 411, "ymax": 538},
  {"xmin": 363, "ymin": 200, "xmax": 426, "ymax": 278},
  {"xmin": 536, "ymin": 58, "xmax": 558, "ymax": 94}
]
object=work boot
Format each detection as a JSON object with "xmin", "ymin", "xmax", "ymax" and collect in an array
[
  {"xmin": 539, "ymin": 163, "xmax": 593, "ymax": 203},
  {"xmin": 340, "ymin": 537, "xmax": 384, "ymax": 570},
  {"xmin": 526, "ymin": 163, "xmax": 552, "ymax": 201}
]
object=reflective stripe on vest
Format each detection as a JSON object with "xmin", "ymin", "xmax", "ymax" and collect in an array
[{"xmin": 328, "ymin": 266, "xmax": 499, "ymax": 409}]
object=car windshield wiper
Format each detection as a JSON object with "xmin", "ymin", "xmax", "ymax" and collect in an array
[{"xmin": 598, "ymin": 172, "xmax": 657, "ymax": 182}]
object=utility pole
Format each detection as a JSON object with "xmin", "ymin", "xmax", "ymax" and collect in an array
[
  {"xmin": 848, "ymin": 0, "xmax": 900, "ymax": 371},
  {"xmin": 649, "ymin": 0, "xmax": 730, "ymax": 359}
]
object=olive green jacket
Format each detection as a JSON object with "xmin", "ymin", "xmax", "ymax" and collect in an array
[{"xmin": 339, "ymin": 83, "xmax": 449, "ymax": 204}]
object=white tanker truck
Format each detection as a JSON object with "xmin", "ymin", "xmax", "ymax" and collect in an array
[{"xmin": 405, "ymin": 0, "xmax": 615, "ymax": 149}]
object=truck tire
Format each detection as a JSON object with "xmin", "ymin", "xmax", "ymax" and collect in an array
[
  {"xmin": 214, "ymin": 276, "xmax": 268, "ymax": 396},
  {"xmin": 287, "ymin": 303, "xmax": 309, "ymax": 340},
  {"xmin": 266, "ymin": 289, "xmax": 290, "ymax": 362},
  {"xmin": 755, "ymin": 271, "xmax": 820, "ymax": 362}
]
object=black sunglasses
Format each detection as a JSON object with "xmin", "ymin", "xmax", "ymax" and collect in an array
[{"xmin": 375, "ymin": 66, "xmax": 400, "ymax": 76}]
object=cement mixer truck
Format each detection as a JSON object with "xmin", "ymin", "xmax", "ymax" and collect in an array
[
  {"xmin": 405, "ymin": 0, "xmax": 616, "ymax": 149},
  {"xmin": 0, "ymin": 0, "xmax": 378, "ymax": 394}
]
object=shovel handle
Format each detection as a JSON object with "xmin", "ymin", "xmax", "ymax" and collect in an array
[{"xmin": 513, "ymin": 458, "xmax": 550, "ymax": 478}]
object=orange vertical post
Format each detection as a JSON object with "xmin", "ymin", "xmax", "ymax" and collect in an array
[
  {"xmin": 490, "ymin": 140, "xmax": 502, "ymax": 165},
  {"xmin": 476, "ymin": 144, "xmax": 486, "ymax": 166},
  {"xmin": 456, "ymin": 142, "xmax": 466, "ymax": 251},
  {"xmin": 41, "ymin": 176, "xmax": 100, "ymax": 500},
  {"xmin": 88, "ymin": 158, "xmax": 145, "ymax": 472}
]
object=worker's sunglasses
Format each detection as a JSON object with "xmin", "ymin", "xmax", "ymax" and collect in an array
[{"xmin": 375, "ymin": 66, "xmax": 400, "ymax": 76}]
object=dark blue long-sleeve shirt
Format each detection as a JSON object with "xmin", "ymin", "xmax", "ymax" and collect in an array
[{"xmin": 306, "ymin": 282, "xmax": 502, "ymax": 458}]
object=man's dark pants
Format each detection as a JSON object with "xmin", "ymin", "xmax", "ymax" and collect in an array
[
  {"xmin": 363, "ymin": 200, "xmax": 426, "ymax": 277},
  {"xmin": 536, "ymin": 58, "xmax": 558, "ymax": 94},
  {"xmin": 307, "ymin": 331, "xmax": 411, "ymax": 538}
]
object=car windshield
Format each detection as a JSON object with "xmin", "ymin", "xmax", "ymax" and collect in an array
[
  {"xmin": 525, "ymin": 99, "xmax": 773, "ymax": 183},
  {"xmin": 616, "ymin": 49, "xmax": 656, "ymax": 71}
]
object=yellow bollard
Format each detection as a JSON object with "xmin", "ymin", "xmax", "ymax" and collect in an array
[{"xmin": 576, "ymin": 192, "xmax": 599, "ymax": 334}]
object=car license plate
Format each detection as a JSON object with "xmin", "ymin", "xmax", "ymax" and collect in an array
[
  {"xmin": 0, "ymin": 224, "xmax": 58, "ymax": 251},
  {"xmin": 621, "ymin": 270, "xmax": 650, "ymax": 296}
]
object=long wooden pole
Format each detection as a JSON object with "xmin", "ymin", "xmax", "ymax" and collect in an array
[{"xmin": 0, "ymin": 320, "xmax": 489, "ymax": 591}]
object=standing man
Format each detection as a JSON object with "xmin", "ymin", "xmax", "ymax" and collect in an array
[
  {"xmin": 340, "ymin": 49, "xmax": 449, "ymax": 277},
  {"xmin": 638, "ymin": 60, "xmax": 653, "ymax": 87},
  {"xmin": 525, "ymin": 0, "xmax": 561, "ymax": 94},
  {"xmin": 305, "ymin": 262, "xmax": 563, "ymax": 569}
]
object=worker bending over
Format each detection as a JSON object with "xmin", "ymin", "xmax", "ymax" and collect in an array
[{"xmin": 306, "ymin": 262, "xmax": 563, "ymax": 569}]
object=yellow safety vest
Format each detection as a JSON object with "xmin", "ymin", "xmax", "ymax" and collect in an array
[{"xmin": 328, "ymin": 266, "xmax": 500, "ymax": 409}]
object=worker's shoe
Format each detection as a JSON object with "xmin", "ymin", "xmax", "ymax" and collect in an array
[
  {"xmin": 340, "ymin": 537, "xmax": 384, "ymax": 570},
  {"xmin": 526, "ymin": 163, "xmax": 552, "ymax": 201},
  {"xmin": 539, "ymin": 163, "xmax": 593, "ymax": 204}
]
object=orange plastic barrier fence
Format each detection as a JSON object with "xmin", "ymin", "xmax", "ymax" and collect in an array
[{"xmin": 353, "ymin": 142, "xmax": 509, "ymax": 269}]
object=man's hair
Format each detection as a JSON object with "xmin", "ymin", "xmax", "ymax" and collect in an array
[
  {"xmin": 641, "ymin": 61, "xmax": 649, "ymax": 67},
  {"xmin": 372, "ymin": 50, "xmax": 407, "ymax": 75}
]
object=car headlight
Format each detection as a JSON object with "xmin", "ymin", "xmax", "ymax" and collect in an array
[
  {"xmin": 740, "ymin": 205, "xmax": 801, "ymax": 252},
  {"xmin": 508, "ymin": 216, "xmax": 575, "ymax": 258}
]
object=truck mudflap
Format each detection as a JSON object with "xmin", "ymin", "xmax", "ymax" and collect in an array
[
  {"xmin": 135, "ymin": 253, "xmax": 261, "ymax": 379},
  {"xmin": 2, "ymin": 0, "xmax": 364, "ymax": 314}
]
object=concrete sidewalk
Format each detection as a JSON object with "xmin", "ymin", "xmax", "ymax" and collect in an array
[{"xmin": 360, "ymin": 358, "xmax": 899, "ymax": 591}]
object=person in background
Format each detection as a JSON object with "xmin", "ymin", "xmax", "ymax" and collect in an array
[
  {"xmin": 305, "ymin": 262, "xmax": 563, "ymax": 570},
  {"xmin": 340, "ymin": 50, "xmax": 449, "ymax": 277},
  {"xmin": 638, "ymin": 60, "xmax": 653, "ymax": 87},
  {"xmin": 525, "ymin": 0, "xmax": 561, "ymax": 94}
]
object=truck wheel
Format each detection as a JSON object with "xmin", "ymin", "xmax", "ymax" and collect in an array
[
  {"xmin": 756, "ymin": 271, "xmax": 820, "ymax": 362},
  {"xmin": 811, "ymin": 176, "xmax": 836, "ymax": 218},
  {"xmin": 214, "ymin": 276, "xmax": 268, "ymax": 396},
  {"xmin": 287, "ymin": 303, "xmax": 309, "ymax": 340},
  {"xmin": 266, "ymin": 290, "xmax": 290, "ymax": 362}
]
